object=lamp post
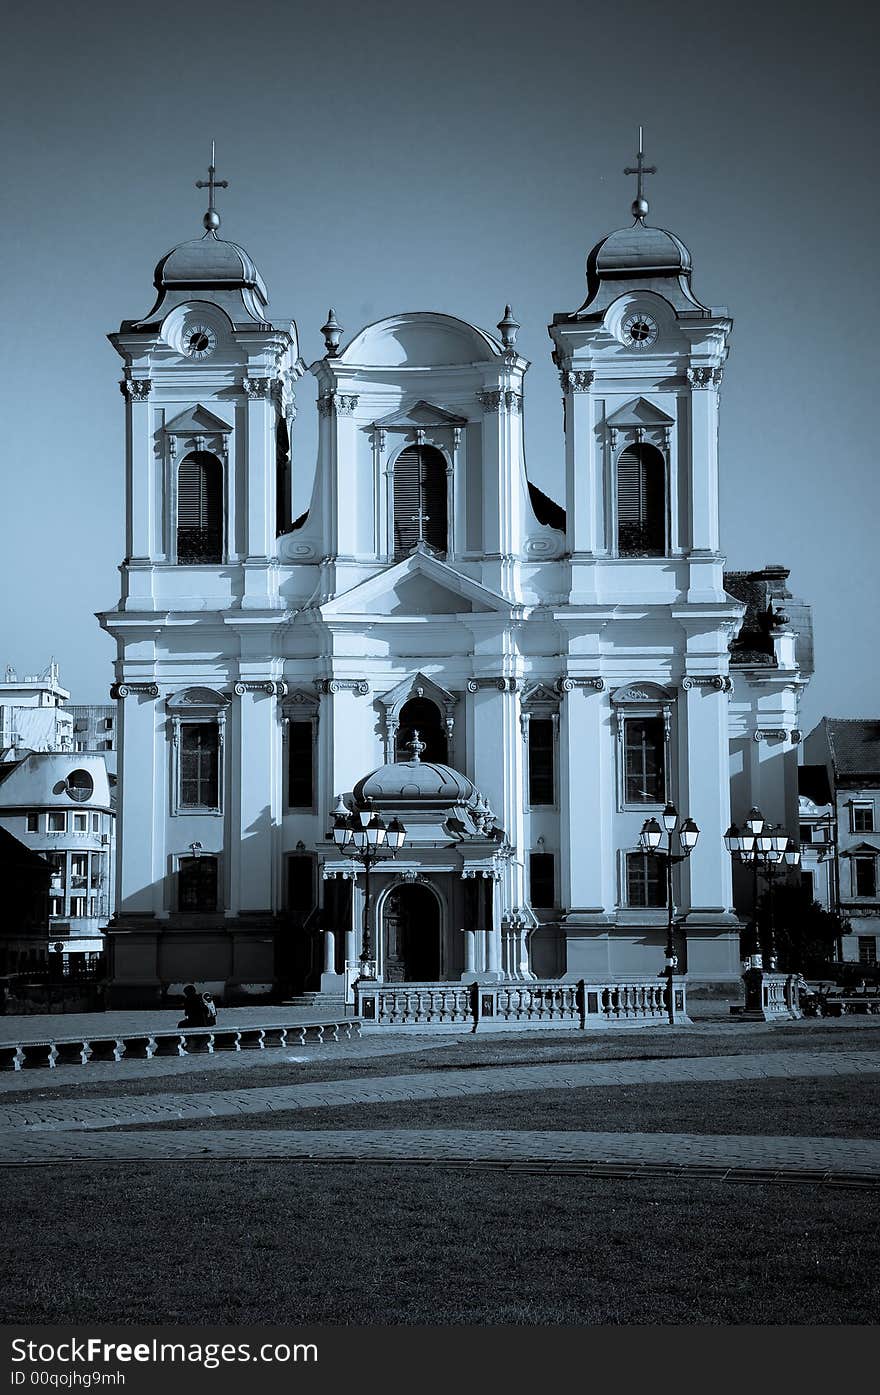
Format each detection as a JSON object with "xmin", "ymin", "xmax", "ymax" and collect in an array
[
  {"xmin": 328, "ymin": 805, "xmax": 406, "ymax": 979},
  {"xmin": 724, "ymin": 807, "xmax": 800, "ymax": 968},
  {"xmin": 640, "ymin": 802, "xmax": 700, "ymax": 1025}
]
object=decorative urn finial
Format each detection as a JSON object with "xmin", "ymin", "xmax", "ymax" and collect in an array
[
  {"xmin": 497, "ymin": 304, "xmax": 520, "ymax": 350},
  {"xmin": 408, "ymin": 730, "xmax": 426, "ymax": 762},
  {"xmin": 321, "ymin": 309, "xmax": 343, "ymax": 357}
]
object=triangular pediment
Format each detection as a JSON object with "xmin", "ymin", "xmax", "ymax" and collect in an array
[
  {"xmin": 163, "ymin": 404, "xmax": 233, "ymax": 436},
  {"xmin": 317, "ymin": 548, "xmax": 513, "ymax": 619},
  {"xmin": 380, "ymin": 671, "xmax": 459, "ymax": 713},
  {"xmin": 372, "ymin": 399, "xmax": 468, "ymax": 430},
  {"xmin": 843, "ymin": 841, "xmax": 880, "ymax": 856},
  {"xmin": 605, "ymin": 397, "xmax": 675, "ymax": 429}
]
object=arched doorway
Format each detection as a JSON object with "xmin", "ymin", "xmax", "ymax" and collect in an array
[
  {"xmin": 396, "ymin": 696, "xmax": 448, "ymax": 763},
  {"xmin": 382, "ymin": 882, "xmax": 441, "ymax": 982}
]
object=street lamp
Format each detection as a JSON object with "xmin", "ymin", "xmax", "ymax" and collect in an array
[
  {"xmin": 639, "ymin": 802, "xmax": 700, "ymax": 1024},
  {"xmin": 724, "ymin": 806, "xmax": 800, "ymax": 968},
  {"xmin": 328, "ymin": 804, "xmax": 407, "ymax": 979}
]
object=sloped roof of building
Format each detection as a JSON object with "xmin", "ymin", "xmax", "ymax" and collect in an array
[
  {"xmin": 527, "ymin": 481, "xmax": 566, "ymax": 532},
  {"xmin": 0, "ymin": 825, "xmax": 50, "ymax": 877},
  {"xmin": 825, "ymin": 719, "xmax": 880, "ymax": 779}
]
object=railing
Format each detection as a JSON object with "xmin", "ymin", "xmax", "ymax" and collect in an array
[{"xmin": 355, "ymin": 977, "xmax": 689, "ymax": 1030}]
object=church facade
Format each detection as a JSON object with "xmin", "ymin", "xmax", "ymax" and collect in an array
[{"xmin": 100, "ymin": 157, "xmax": 809, "ymax": 1006}]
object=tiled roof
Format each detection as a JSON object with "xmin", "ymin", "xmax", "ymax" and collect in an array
[{"xmin": 825, "ymin": 719, "xmax": 880, "ymax": 778}]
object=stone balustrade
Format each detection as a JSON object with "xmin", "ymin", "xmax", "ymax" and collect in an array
[
  {"xmin": 0, "ymin": 1020, "xmax": 360, "ymax": 1071},
  {"xmin": 734, "ymin": 970, "xmax": 802, "ymax": 1022},
  {"xmin": 356, "ymin": 977, "xmax": 689, "ymax": 1031}
]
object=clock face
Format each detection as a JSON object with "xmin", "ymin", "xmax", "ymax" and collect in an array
[
  {"xmin": 183, "ymin": 324, "xmax": 217, "ymax": 360},
  {"xmin": 621, "ymin": 312, "xmax": 659, "ymax": 350}
]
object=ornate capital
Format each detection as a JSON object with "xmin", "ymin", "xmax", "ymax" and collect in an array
[
  {"xmin": 556, "ymin": 676, "xmax": 605, "ymax": 693},
  {"xmin": 476, "ymin": 389, "xmax": 522, "ymax": 414},
  {"xmin": 110, "ymin": 681, "xmax": 159, "ymax": 699},
  {"xmin": 120, "ymin": 379, "xmax": 152, "ymax": 401},
  {"xmin": 243, "ymin": 376, "xmax": 272, "ymax": 399},
  {"xmin": 687, "ymin": 366, "xmax": 723, "ymax": 389},
  {"xmin": 318, "ymin": 392, "xmax": 359, "ymax": 417},
  {"xmin": 467, "ymin": 677, "xmax": 519, "ymax": 693},
  {"xmin": 233, "ymin": 680, "xmax": 287, "ymax": 696},
  {"xmin": 317, "ymin": 678, "xmax": 370, "ymax": 695},
  {"xmin": 559, "ymin": 370, "xmax": 594, "ymax": 393},
  {"xmin": 682, "ymin": 675, "xmax": 732, "ymax": 692}
]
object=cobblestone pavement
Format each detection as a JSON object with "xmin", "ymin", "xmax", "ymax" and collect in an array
[
  {"xmin": 3, "ymin": 1126, "xmax": 879, "ymax": 1178},
  {"xmin": 1, "ymin": 1049, "xmax": 876, "ymax": 1135}
]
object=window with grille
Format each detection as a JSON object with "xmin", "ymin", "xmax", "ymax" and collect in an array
[
  {"xmin": 626, "ymin": 851, "xmax": 666, "ymax": 908},
  {"xmin": 287, "ymin": 721, "xmax": 315, "ymax": 809},
  {"xmin": 854, "ymin": 856, "xmax": 877, "ymax": 898},
  {"xmin": 858, "ymin": 937, "xmax": 878, "ymax": 965},
  {"xmin": 178, "ymin": 856, "xmax": 219, "ymax": 913},
  {"xmin": 179, "ymin": 724, "xmax": 220, "ymax": 809},
  {"xmin": 177, "ymin": 452, "xmax": 222, "ymax": 563},
  {"xmin": 393, "ymin": 445, "xmax": 448, "ymax": 558},
  {"xmin": 616, "ymin": 443, "xmax": 665, "ymax": 556},
  {"xmin": 852, "ymin": 802, "xmax": 875, "ymax": 833},
  {"xmin": 529, "ymin": 852, "xmax": 555, "ymax": 908},
  {"xmin": 528, "ymin": 719, "xmax": 555, "ymax": 805},
  {"xmin": 624, "ymin": 717, "xmax": 665, "ymax": 804}
]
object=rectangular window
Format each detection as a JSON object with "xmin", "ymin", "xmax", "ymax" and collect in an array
[
  {"xmin": 624, "ymin": 717, "xmax": 665, "ymax": 804},
  {"xmin": 178, "ymin": 856, "xmax": 219, "ymax": 912},
  {"xmin": 73, "ymin": 813, "xmax": 88, "ymax": 832},
  {"xmin": 179, "ymin": 724, "xmax": 220, "ymax": 809},
  {"xmin": 70, "ymin": 897, "xmax": 86, "ymax": 918},
  {"xmin": 527, "ymin": 719, "xmax": 555, "ymax": 806},
  {"xmin": 799, "ymin": 824, "xmax": 813, "ymax": 845},
  {"xmin": 70, "ymin": 853, "xmax": 88, "ymax": 881},
  {"xmin": 854, "ymin": 857, "xmax": 877, "ymax": 898},
  {"xmin": 852, "ymin": 802, "xmax": 875, "ymax": 833},
  {"xmin": 91, "ymin": 813, "xmax": 101, "ymax": 833},
  {"xmin": 858, "ymin": 937, "xmax": 878, "ymax": 966},
  {"xmin": 529, "ymin": 852, "xmax": 555, "ymax": 908},
  {"xmin": 800, "ymin": 870, "xmax": 814, "ymax": 901},
  {"xmin": 48, "ymin": 811, "xmax": 66, "ymax": 832},
  {"xmin": 287, "ymin": 721, "xmax": 315, "ymax": 809},
  {"xmin": 26, "ymin": 812, "xmax": 39, "ymax": 833},
  {"xmin": 626, "ymin": 851, "xmax": 666, "ymax": 908}
]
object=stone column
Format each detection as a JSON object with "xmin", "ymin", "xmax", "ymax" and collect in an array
[
  {"xmin": 461, "ymin": 927, "xmax": 476, "ymax": 981},
  {"xmin": 231, "ymin": 685, "xmax": 277, "ymax": 915},
  {"xmin": 116, "ymin": 690, "xmax": 159, "ymax": 915},
  {"xmin": 486, "ymin": 874, "xmax": 502, "ymax": 980},
  {"xmin": 323, "ymin": 929, "xmax": 336, "ymax": 974}
]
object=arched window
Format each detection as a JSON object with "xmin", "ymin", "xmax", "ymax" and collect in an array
[
  {"xmin": 393, "ymin": 445, "xmax": 448, "ymax": 559},
  {"xmin": 396, "ymin": 696, "xmax": 448, "ymax": 763},
  {"xmin": 616, "ymin": 443, "xmax": 665, "ymax": 556},
  {"xmin": 177, "ymin": 451, "xmax": 222, "ymax": 563}
]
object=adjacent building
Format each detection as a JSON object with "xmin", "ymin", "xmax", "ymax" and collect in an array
[
  {"xmin": 803, "ymin": 719, "xmax": 880, "ymax": 966},
  {"xmin": 97, "ymin": 154, "xmax": 812, "ymax": 1006},
  {"xmin": 0, "ymin": 752, "xmax": 115, "ymax": 963}
]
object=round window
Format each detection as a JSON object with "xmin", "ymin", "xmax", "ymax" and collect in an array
[{"xmin": 66, "ymin": 769, "xmax": 94, "ymax": 803}]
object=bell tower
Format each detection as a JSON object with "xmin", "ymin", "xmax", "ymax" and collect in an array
[
  {"xmin": 108, "ymin": 151, "xmax": 304, "ymax": 614},
  {"xmin": 548, "ymin": 131, "xmax": 733, "ymax": 605}
]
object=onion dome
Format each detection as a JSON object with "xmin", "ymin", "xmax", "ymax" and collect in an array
[
  {"xmin": 153, "ymin": 233, "xmax": 268, "ymax": 305},
  {"xmin": 588, "ymin": 222, "xmax": 692, "ymax": 284}
]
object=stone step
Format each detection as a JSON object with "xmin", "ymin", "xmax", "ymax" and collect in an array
[{"xmin": 282, "ymin": 993, "xmax": 346, "ymax": 1007}]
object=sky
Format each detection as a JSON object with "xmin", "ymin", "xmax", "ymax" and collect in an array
[{"xmin": 0, "ymin": 0, "xmax": 877, "ymax": 731}]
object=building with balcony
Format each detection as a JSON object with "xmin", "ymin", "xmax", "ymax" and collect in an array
[
  {"xmin": 0, "ymin": 661, "xmax": 73, "ymax": 760},
  {"xmin": 0, "ymin": 752, "xmax": 115, "ymax": 963}
]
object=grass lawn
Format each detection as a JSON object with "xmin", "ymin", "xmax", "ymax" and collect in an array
[
  {"xmin": 7, "ymin": 1019, "xmax": 880, "ymax": 1106},
  {"xmin": 4, "ymin": 1162, "xmax": 878, "ymax": 1325},
  {"xmin": 122, "ymin": 1074, "xmax": 880, "ymax": 1139}
]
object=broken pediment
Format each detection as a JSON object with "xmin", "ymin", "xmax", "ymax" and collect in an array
[
  {"xmin": 605, "ymin": 397, "xmax": 675, "ymax": 430},
  {"xmin": 163, "ymin": 404, "xmax": 233, "ymax": 437}
]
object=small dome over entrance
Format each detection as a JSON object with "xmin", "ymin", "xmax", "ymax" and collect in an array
[{"xmin": 354, "ymin": 757, "xmax": 477, "ymax": 807}]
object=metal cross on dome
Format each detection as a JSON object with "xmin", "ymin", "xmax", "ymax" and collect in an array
[
  {"xmin": 196, "ymin": 141, "xmax": 228, "ymax": 231},
  {"xmin": 624, "ymin": 127, "xmax": 656, "ymax": 221}
]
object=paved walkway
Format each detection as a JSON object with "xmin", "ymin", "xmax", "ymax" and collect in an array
[
  {"xmin": 1, "ymin": 1048, "xmax": 876, "ymax": 1134},
  {"xmin": 3, "ymin": 1126, "xmax": 878, "ymax": 1180}
]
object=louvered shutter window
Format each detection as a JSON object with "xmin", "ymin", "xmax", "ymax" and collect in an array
[
  {"xmin": 177, "ymin": 452, "xmax": 222, "ymax": 563},
  {"xmin": 393, "ymin": 445, "xmax": 448, "ymax": 559},
  {"xmin": 617, "ymin": 444, "xmax": 664, "ymax": 555}
]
